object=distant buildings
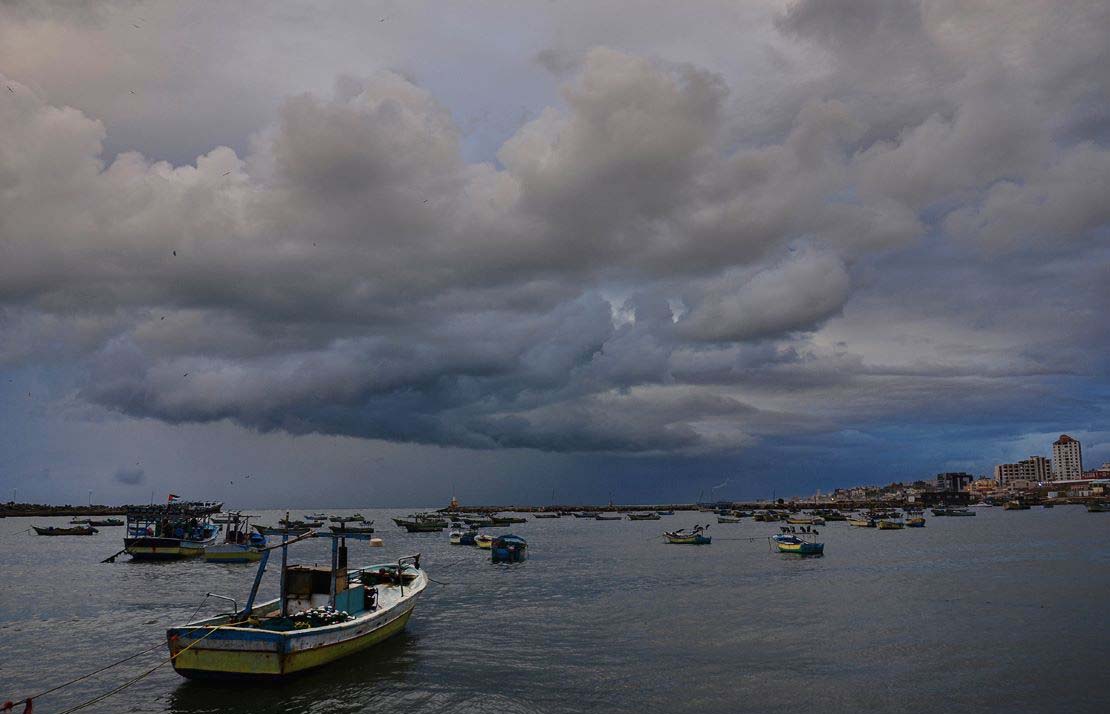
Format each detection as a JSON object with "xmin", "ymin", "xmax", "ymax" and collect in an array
[
  {"xmin": 994, "ymin": 462, "xmax": 1023, "ymax": 486},
  {"xmin": 1052, "ymin": 435, "xmax": 1083, "ymax": 480},
  {"xmin": 936, "ymin": 472, "xmax": 974, "ymax": 492}
]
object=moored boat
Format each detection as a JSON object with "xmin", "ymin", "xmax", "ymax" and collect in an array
[
  {"xmin": 254, "ymin": 524, "xmax": 312, "ymax": 536},
  {"xmin": 786, "ymin": 514, "xmax": 826, "ymax": 526},
  {"xmin": 533, "ymin": 512, "xmax": 561, "ymax": 519},
  {"xmin": 627, "ymin": 512, "xmax": 661, "ymax": 521},
  {"xmin": 491, "ymin": 534, "xmax": 527, "ymax": 563},
  {"xmin": 167, "ymin": 531, "xmax": 426, "ymax": 679},
  {"xmin": 33, "ymin": 525, "xmax": 97, "ymax": 536},
  {"xmin": 124, "ymin": 501, "xmax": 221, "ymax": 560},
  {"xmin": 717, "ymin": 515, "xmax": 742, "ymax": 524},
  {"xmin": 89, "ymin": 518, "xmax": 124, "ymax": 527},
  {"xmin": 329, "ymin": 524, "xmax": 375, "ymax": 535},
  {"xmin": 656, "ymin": 510, "xmax": 674, "ymax": 516},
  {"xmin": 905, "ymin": 516, "xmax": 926, "ymax": 527},
  {"xmin": 771, "ymin": 533, "xmax": 824, "ymax": 555},
  {"xmin": 847, "ymin": 516, "xmax": 875, "ymax": 527},
  {"xmin": 664, "ymin": 526, "xmax": 711, "ymax": 545},
  {"xmin": 877, "ymin": 519, "xmax": 905, "ymax": 530},
  {"xmin": 1004, "ymin": 500, "xmax": 1031, "ymax": 510},
  {"xmin": 594, "ymin": 513, "xmax": 622, "ymax": 521},
  {"xmin": 475, "ymin": 534, "xmax": 494, "ymax": 549},
  {"xmin": 205, "ymin": 513, "xmax": 266, "ymax": 563},
  {"xmin": 1087, "ymin": 501, "xmax": 1110, "ymax": 512}
]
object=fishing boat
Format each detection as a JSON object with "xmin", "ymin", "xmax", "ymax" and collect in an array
[
  {"xmin": 475, "ymin": 534, "xmax": 494, "ymax": 549},
  {"xmin": 124, "ymin": 502, "xmax": 221, "ymax": 560},
  {"xmin": 877, "ymin": 519, "xmax": 904, "ymax": 530},
  {"xmin": 664, "ymin": 526, "xmax": 711, "ymax": 545},
  {"xmin": 627, "ymin": 512, "xmax": 661, "ymax": 521},
  {"xmin": 329, "ymin": 513, "xmax": 365, "ymax": 523},
  {"xmin": 717, "ymin": 515, "xmax": 742, "ymax": 524},
  {"xmin": 1003, "ymin": 500, "xmax": 1031, "ymax": 511},
  {"xmin": 329, "ymin": 523, "xmax": 375, "ymax": 535},
  {"xmin": 254, "ymin": 524, "xmax": 312, "ymax": 536},
  {"xmin": 205, "ymin": 514, "xmax": 266, "ymax": 563},
  {"xmin": 461, "ymin": 515, "xmax": 496, "ymax": 527},
  {"xmin": 532, "ymin": 512, "xmax": 561, "ymax": 519},
  {"xmin": 69, "ymin": 517, "xmax": 92, "ymax": 524},
  {"xmin": 771, "ymin": 533, "xmax": 824, "ymax": 555},
  {"xmin": 89, "ymin": 518, "xmax": 124, "ymax": 527},
  {"xmin": 847, "ymin": 516, "xmax": 875, "ymax": 527},
  {"xmin": 33, "ymin": 525, "xmax": 97, "ymax": 536},
  {"xmin": 656, "ymin": 510, "xmax": 675, "ymax": 516},
  {"xmin": 931, "ymin": 507, "xmax": 976, "ymax": 517},
  {"xmin": 393, "ymin": 514, "xmax": 448, "ymax": 531},
  {"xmin": 786, "ymin": 514, "xmax": 826, "ymax": 526},
  {"xmin": 594, "ymin": 513, "xmax": 622, "ymax": 521},
  {"xmin": 166, "ymin": 531, "xmax": 427, "ymax": 679},
  {"xmin": 905, "ymin": 516, "xmax": 926, "ymax": 527},
  {"xmin": 491, "ymin": 534, "xmax": 527, "ymax": 563},
  {"xmin": 1087, "ymin": 502, "xmax": 1110, "ymax": 512},
  {"xmin": 571, "ymin": 512, "xmax": 593, "ymax": 518}
]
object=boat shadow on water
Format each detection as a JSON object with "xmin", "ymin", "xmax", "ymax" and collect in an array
[{"xmin": 167, "ymin": 632, "xmax": 418, "ymax": 713}]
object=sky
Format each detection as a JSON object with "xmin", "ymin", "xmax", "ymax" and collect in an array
[{"xmin": 1, "ymin": 0, "xmax": 1108, "ymax": 508}]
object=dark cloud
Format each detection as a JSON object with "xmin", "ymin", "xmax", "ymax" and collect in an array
[{"xmin": 0, "ymin": 1, "xmax": 1107, "ymax": 474}]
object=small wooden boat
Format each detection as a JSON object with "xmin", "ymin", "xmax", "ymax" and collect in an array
[
  {"xmin": 786, "ymin": 515, "xmax": 826, "ymax": 526},
  {"xmin": 664, "ymin": 526, "xmax": 711, "ymax": 545},
  {"xmin": 33, "ymin": 525, "xmax": 97, "ymax": 536},
  {"xmin": 532, "ymin": 512, "xmax": 561, "ymax": 519},
  {"xmin": 254, "ymin": 524, "xmax": 312, "ymax": 536},
  {"xmin": 1087, "ymin": 502, "xmax": 1110, "ymax": 512},
  {"xmin": 877, "ymin": 519, "xmax": 904, "ymax": 530},
  {"xmin": 571, "ymin": 512, "xmax": 593, "ymax": 518},
  {"xmin": 393, "ymin": 514, "xmax": 448, "ymax": 530},
  {"xmin": 905, "ymin": 516, "xmax": 926, "ymax": 527},
  {"xmin": 490, "ymin": 515, "xmax": 528, "ymax": 525},
  {"xmin": 931, "ymin": 507, "xmax": 976, "ymax": 516},
  {"xmin": 475, "ymin": 534, "xmax": 494, "ymax": 549},
  {"xmin": 90, "ymin": 518, "xmax": 124, "ymax": 527},
  {"xmin": 594, "ymin": 513, "xmax": 622, "ymax": 521},
  {"xmin": 847, "ymin": 516, "xmax": 875, "ymax": 527},
  {"xmin": 717, "ymin": 516, "xmax": 742, "ymax": 524},
  {"xmin": 206, "ymin": 513, "xmax": 266, "ymax": 563},
  {"xmin": 461, "ymin": 515, "xmax": 496, "ymax": 526},
  {"xmin": 1004, "ymin": 500, "xmax": 1031, "ymax": 511},
  {"xmin": 329, "ymin": 524, "xmax": 375, "ymax": 535},
  {"xmin": 656, "ymin": 510, "xmax": 674, "ymax": 516},
  {"xmin": 628, "ymin": 512, "xmax": 661, "ymax": 521},
  {"xmin": 771, "ymin": 534, "xmax": 824, "ymax": 555},
  {"xmin": 329, "ymin": 513, "xmax": 365, "ymax": 523},
  {"xmin": 167, "ymin": 532, "xmax": 426, "ymax": 679},
  {"xmin": 491, "ymin": 534, "xmax": 527, "ymax": 563}
]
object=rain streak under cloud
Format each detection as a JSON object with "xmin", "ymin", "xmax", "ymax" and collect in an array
[{"xmin": 0, "ymin": 0, "xmax": 1108, "ymax": 505}]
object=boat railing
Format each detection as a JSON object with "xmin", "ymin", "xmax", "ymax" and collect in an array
[{"xmin": 204, "ymin": 592, "xmax": 240, "ymax": 617}]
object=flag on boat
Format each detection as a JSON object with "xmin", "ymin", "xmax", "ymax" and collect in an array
[{"xmin": 167, "ymin": 493, "xmax": 179, "ymax": 502}]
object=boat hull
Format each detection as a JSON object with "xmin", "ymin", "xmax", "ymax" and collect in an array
[
  {"xmin": 664, "ymin": 534, "xmax": 711, "ymax": 544},
  {"xmin": 204, "ymin": 544, "xmax": 263, "ymax": 563},
  {"xmin": 775, "ymin": 541, "xmax": 824, "ymax": 555},
  {"xmin": 126, "ymin": 536, "xmax": 217, "ymax": 560},
  {"xmin": 168, "ymin": 602, "xmax": 416, "ymax": 679}
]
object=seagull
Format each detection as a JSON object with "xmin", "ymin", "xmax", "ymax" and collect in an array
[
  {"xmin": 423, "ymin": 198, "xmax": 429, "ymax": 204},
  {"xmin": 172, "ymin": 250, "xmax": 177, "ymax": 256},
  {"xmin": 183, "ymin": 373, "xmax": 189, "ymax": 377},
  {"xmin": 160, "ymin": 316, "xmax": 165, "ymax": 320},
  {"xmin": 130, "ymin": 90, "xmax": 136, "ymax": 95},
  {"xmin": 6, "ymin": 86, "xmax": 13, "ymax": 93},
  {"xmin": 222, "ymin": 170, "xmax": 231, "ymax": 176}
]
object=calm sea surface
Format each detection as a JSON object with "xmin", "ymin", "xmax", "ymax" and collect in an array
[{"xmin": 1, "ymin": 507, "xmax": 1108, "ymax": 713}]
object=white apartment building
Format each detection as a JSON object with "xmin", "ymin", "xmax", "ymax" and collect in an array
[{"xmin": 1051, "ymin": 434, "xmax": 1083, "ymax": 481}]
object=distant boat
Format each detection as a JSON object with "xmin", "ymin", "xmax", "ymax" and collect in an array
[
  {"xmin": 329, "ymin": 524, "xmax": 375, "ymax": 535},
  {"xmin": 905, "ymin": 516, "xmax": 926, "ymax": 527},
  {"xmin": 89, "ymin": 518, "xmax": 124, "ymax": 527},
  {"xmin": 69, "ymin": 517, "xmax": 93, "ymax": 524},
  {"xmin": 533, "ymin": 512, "xmax": 561, "ymax": 519},
  {"xmin": 1087, "ymin": 502, "xmax": 1110, "ymax": 513},
  {"xmin": 475, "ymin": 534, "xmax": 494, "ymax": 549},
  {"xmin": 594, "ymin": 513, "xmax": 622, "ymax": 521},
  {"xmin": 571, "ymin": 512, "xmax": 593, "ymax": 518},
  {"xmin": 329, "ymin": 514, "xmax": 366, "ymax": 523},
  {"xmin": 33, "ymin": 525, "xmax": 97, "ymax": 536},
  {"xmin": 717, "ymin": 515, "xmax": 742, "ymax": 524},
  {"xmin": 167, "ymin": 532, "xmax": 426, "ymax": 679},
  {"xmin": 877, "ymin": 519, "xmax": 905, "ymax": 530},
  {"xmin": 490, "ymin": 515, "xmax": 528, "ymax": 525},
  {"xmin": 931, "ymin": 507, "xmax": 976, "ymax": 517},
  {"xmin": 628, "ymin": 512, "xmax": 661, "ymax": 521},
  {"xmin": 255, "ymin": 524, "xmax": 311, "ymax": 536},
  {"xmin": 771, "ymin": 534, "xmax": 824, "ymax": 555},
  {"xmin": 1003, "ymin": 500, "xmax": 1031, "ymax": 511},
  {"xmin": 786, "ymin": 514, "xmax": 825, "ymax": 526},
  {"xmin": 664, "ymin": 526, "xmax": 711, "ymax": 545},
  {"xmin": 847, "ymin": 516, "xmax": 875, "ymax": 527},
  {"xmin": 491, "ymin": 534, "xmax": 527, "ymax": 563},
  {"xmin": 656, "ymin": 510, "xmax": 674, "ymax": 516}
]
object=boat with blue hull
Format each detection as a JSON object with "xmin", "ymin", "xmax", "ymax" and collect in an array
[
  {"xmin": 491, "ymin": 534, "xmax": 527, "ymax": 563},
  {"xmin": 664, "ymin": 526, "xmax": 711, "ymax": 545},
  {"xmin": 167, "ymin": 529, "xmax": 426, "ymax": 679},
  {"xmin": 205, "ymin": 513, "xmax": 266, "ymax": 563},
  {"xmin": 771, "ymin": 533, "xmax": 824, "ymax": 556}
]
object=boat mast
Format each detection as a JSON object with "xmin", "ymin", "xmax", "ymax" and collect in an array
[{"xmin": 279, "ymin": 511, "xmax": 290, "ymax": 617}]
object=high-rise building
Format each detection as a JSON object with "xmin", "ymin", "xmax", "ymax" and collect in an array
[
  {"xmin": 1019, "ymin": 455, "xmax": 1052, "ymax": 482},
  {"xmin": 1051, "ymin": 435, "xmax": 1083, "ymax": 480},
  {"xmin": 994, "ymin": 462, "xmax": 1022, "ymax": 486}
]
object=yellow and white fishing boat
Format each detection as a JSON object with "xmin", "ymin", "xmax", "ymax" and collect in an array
[
  {"xmin": 475, "ymin": 534, "xmax": 494, "ymax": 549},
  {"xmin": 167, "ymin": 530, "xmax": 427, "ymax": 679}
]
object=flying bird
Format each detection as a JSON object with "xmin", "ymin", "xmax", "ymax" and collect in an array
[
  {"xmin": 222, "ymin": 171, "xmax": 231, "ymax": 176},
  {"xmin": 172, "ymin": 250, "xmax": 177, "ymax": 256},
  {"xmin": 6, "ymin": 86, "xmax": 12, "ymax": 93},
  {"xmin": 183, "ymin": 373, "xmax": 189, "ymax": 377}
]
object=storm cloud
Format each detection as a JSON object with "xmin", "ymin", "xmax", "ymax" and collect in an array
[{"xmin": 1, "ymin": 1, "xmax": 1108, "ymax": 501}]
